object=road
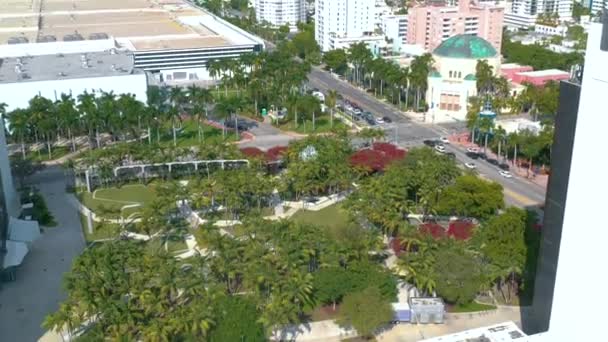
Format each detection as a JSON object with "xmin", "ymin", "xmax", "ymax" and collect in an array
[{"xmin": 307, "ymin": 67, "xmax": 546, "ymax": 208}]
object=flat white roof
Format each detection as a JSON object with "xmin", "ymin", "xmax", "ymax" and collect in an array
[
  {"xmin": 421, "ymin": 321, "xmax": 527, "ymax": 342},
  {"xmin": 517, "ymin": 69, "xmax": 569, "ymax": 77}
]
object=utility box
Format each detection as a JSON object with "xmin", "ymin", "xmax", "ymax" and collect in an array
[{"xmin": 409, "ymin": 297, "xmax": 445, "ymax": 324}]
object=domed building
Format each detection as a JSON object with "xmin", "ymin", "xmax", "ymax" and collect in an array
[{"xmin": 426, "ymin": 34, "xmax": 501, "ymax": 122}]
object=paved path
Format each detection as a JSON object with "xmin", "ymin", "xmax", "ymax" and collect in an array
[
  {"xmin": 0, "ymin": 166, "xmax": 85, "ymax": 342},
  {"xmin": 377, "ymin": 307, "xmax": 524, "ymax": 342}
]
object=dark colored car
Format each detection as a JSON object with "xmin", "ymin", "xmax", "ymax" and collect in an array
[
  {"xmin": 423, "ymin": 139, "xmax": 437, "ymax": 147},
  {"xmin": 466, "ymin": 151, "xmax": 479, "ymax": 159},
  {"xmin": 478, "ymin": 153, "xmax": 488, "ymax": 160},
  {"xmin": 487, "ymin": 158, "xmax": 499, "ymax": 166},
  {"xmin": 499, "ymin": 163, "xmax": 510, "ymax": 171},
  {"xmin": 382, "ymin": 116, "xmax": 392, "ymax": 123},
  {"xmin": 366, "ymin": 118, "xmax": 377, "ymax": 126}
]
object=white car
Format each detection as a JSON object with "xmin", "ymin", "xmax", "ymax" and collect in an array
[
  {"xmin": 499, "ymin": 170, "xmax": 513, "ymax": 178},
  {"xmin": 440, "ymin": 137, "xmax": 450, "ymax": 144},
  {"xmin": 464, "ymin": 162, "xmax": 477, "ymax": 169},
  {"xmin": 375, "ymin": 117, "xmax": 385, "ymax": 124},
  {"xmin": 434, "ymin": 145, "xmax": 446, "ymax": 153},
  {"xmin": 466, "ymin": 147, "xmax": 479, "ymax": 153}
]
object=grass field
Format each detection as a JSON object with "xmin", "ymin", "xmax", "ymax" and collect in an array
[
  {"xmin": 291, "ymin": 203, "xmax": 350, "ymax": 233},
  {"xmin": 79, "ymin": 214, "xmax": 121, "ymax": 242},
  {"xmin": 156, "ymin": 120, "xmax": 237, "ymax": 148},
  {"xmin": 78, "ymin": 184, "xmax": 157, "ymax": 218},
  {"xmin": 279, "ymin": 117, "xmax": 347, "ymax": 134}
]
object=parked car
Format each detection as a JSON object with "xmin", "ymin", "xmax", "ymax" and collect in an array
[
  {"xmin": 440, "ymin": 137, "xmax": 450, "ymax": 144},
  {"xmin": 466, "ymin": 151, "xmax": 479, "ymax": 159},
  {"xmin": 466, "ymin": 147, "xmax": 479, "ymax": 153},
  {"xmin": 464, "ymin": 162, "xmax": 477, "ymax": 169},
  {"xmin": 487, "ymin": 158, "xmax": 499, "ymax": 166},
  {"xmin": 499, "ymin": 163, "xmax": 510, "ymax": 171},
  {"xmin": 478, "ymin": 153, "xmax": 488, "ymax": 160},
  {"xmin": 375, "ymin": 117, "xmax": 385, "ymax": 124},
  {"xmin": 499, "ymin": 170, "xmax": 513, "ymax": 178},
  {"xmin": 434, "ymin": 145, "xmax": 446, "ymax": 153},
  {"xmin": 382, "ymin": 116, "xmax": 392, "ymax": 123},
  {"xmin": 423, "ymin": 139, "xmax": 437, "ymax": 147}
]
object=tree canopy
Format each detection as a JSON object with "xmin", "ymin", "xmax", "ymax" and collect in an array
[{"xmin": 337, "ymin": 287, "xmax": 394, "ymax": 338}]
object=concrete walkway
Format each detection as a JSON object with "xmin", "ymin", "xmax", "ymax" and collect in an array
[
  {"xmin": 0, "ymin": 166, "xmax": 86, "ymax": 342},
  {"xmin": 377, "ymin": 307, "xmax": 524, "ymax": 342}
]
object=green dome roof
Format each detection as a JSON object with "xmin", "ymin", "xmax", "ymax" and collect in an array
[
  {"xmin": 464, "ymin": 74, "xmax": 476, "ymax": 80},
  {"xmin": 433, "ymin": 35, "xmax": 498, "ymax": 59}
]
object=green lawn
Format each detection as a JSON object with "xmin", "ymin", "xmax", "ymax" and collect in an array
[
  {"xmin": 78, "ymin": 184, "xmax": 157, "ymax": 218},
  {"xmin": 447, "ymin": 301, "xmax": 496, "ymax": 313},
  {"xmin": 157, "ymin": 120, "xmax": 237, "ymax": 148},
  {"xmin": 279, "ymin": 117, "xmax": 347, "ymax": 134},
  {"xmin": 79, "ymin": 214, "xmax": 121, "ymax": 243},
  {"xmin": 291, "ymin": 203, "xmax": 350, "ymax": 233}
]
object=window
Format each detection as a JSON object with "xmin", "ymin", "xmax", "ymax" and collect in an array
[{"xmin": 449, "ymin": 71, "xmax": 453, "ymax": 77}]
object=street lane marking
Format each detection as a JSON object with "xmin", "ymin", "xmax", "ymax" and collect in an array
[{"xmin": 478, "ymin": 173, "xmax": 539, "ymax": 207}]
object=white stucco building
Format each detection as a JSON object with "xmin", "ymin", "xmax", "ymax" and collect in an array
[
  {"xmin": 426, "ymin": 35, "xmax": 501, "ymax": 122},
  {"xmin": 0, "ymin": 49, "xmax": 147, "ymax": 112},
  {"xmin": 253, "ymin": 0, "xmax": 306, "ymax": 29},
  {"xmin": 505, "ymin": 0, "xmax": 574, "ymax": 29},
  {"xmin": 382, "ymin": 14, "xmax": 408, "ymax": 52},
  {"xmin": 315, "ymin": 0, "xmax": 376, "ymax": 52}
]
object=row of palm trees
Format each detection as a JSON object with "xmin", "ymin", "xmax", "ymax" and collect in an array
[
  {"xmin": 4, "ymin": 84, "xmax": 223, "ymax": 160},
  {"xmin": 328, "ymin": 43, "xmax": 435, "ymax": 111}
]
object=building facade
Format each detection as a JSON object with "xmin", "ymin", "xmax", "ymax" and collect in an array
[
  {"xmin": 382, "ymin": 14, "xmax": 408, "ymax": 51},
  {"xmin": 426, "ymin": 35, "xmax": 501, "ymax": 121},
  {"xmin": 505, "ymin": 0, "xmax": 573, "ymax": 29},
  {"xmin": 253, "ymin": 0, "xmax": 306, "ymax": 29},
  {"xmin": 315, "ymin": 0, "xmax": 376, "ymax": 52},
  {"xmin": 407, "ymin": 0, "xmax": 504, "ymax": 52}
]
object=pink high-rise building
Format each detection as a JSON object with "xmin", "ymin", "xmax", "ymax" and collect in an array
[{"xmin": 407, "ymin": 0, "xmax": 504, "ymax": 52}]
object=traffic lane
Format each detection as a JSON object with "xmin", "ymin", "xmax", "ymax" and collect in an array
[
  {"xmin": 446, "ymin": 145, "xmax": 546, "ymax": 207},
  {"xmin": 309, "ymin": 68, "xmax": 410, "ymax": 124}
]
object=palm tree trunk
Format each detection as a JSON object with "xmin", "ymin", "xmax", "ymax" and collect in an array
[
  {"xmin": 21, "ymin": 139, "xmax": 26, "ymax": 160},
  {"xmin": 498, "ymin": 140, "xmax": 502, "ymax": 162},
  {"xmin": 330, "ymin": 108, "xmax": 334, "ymax": 128},
  {"xmin": 47, "ymin": 139, "xmax": 52, "ymax": 160},
  {"xmin": 513, "ymin": 144, "xmax": 518, "ymax": 167},
  {"xmin": 484, "ymin": 133, "xmax": 489, "ymax": 154},
  {"xmin": 148, "ymin": 126, "xmax": 152, "ymax": 144},
  {"xmin": 172, "ymin": 123, "xmax": 177, "ymax": 147}
]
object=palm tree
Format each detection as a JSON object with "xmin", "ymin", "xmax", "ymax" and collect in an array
[
  {"xmin": 188, "ymin": 86, "xmax": 213, "ymax": 143},
  {"xmin": 494, "ymin": 125, "xmax": 507, "ymax": 162},
  {"xmin": 168, "ymin": 87, "xmax": 185, "ymax": 146},
  {"xmin": 55, "ymin": 94, "xmax": 80, "ymax": 152},
  {"xmin": 475, "ymin": 59, "xmax": 495, "ymax": 95},
  {"xmin": 77, "ymin": 91, "xmax": 98, "ymax": 148},
  {"xmin": 409, "ymin": 54, "xmax": 434, "ymax": 110},
  {"xmin": 348, "ymin": 42, "xmax": 373, "ymax": 86},
  {"xmin": 207, "ymin": 59, "xmax": 222, "ymax": 96},
  {"xmin": 477, "ymin": 116, "xmax": 495, "ymax": 154},
  {"xmin": 7, "ymin": 108, "xmax": 30, "ymax": 159},
  {"xmin": 325, "ymin": 90, "xmax": 338, "ymax": 128}
]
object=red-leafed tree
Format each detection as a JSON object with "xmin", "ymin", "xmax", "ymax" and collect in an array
[
  {"xmin": 419, "ymin": 223, "xmax": 446, "ymax": 239},
  {"xmin": 447, "ymin": 220, "xmax": 475, "ymax": 240},
  {"xmin": 240, "ymin": 147, "xmax": 265, "ymax": 159},
  {"xmin": 349, "ymin": 143, "xmax": 406, "ymax": 172},
  {"xmin": 265, "ymin": 145, "xmax": 288, "ymax": 162}
]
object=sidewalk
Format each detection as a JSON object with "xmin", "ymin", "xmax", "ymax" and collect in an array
[
  {"xmin": 449, "ymin": 133, "xmax": 548, "ymax": 189},
  {"xmin": 0, "ymin": 166, "xmax": 86, "ymax": 342}
]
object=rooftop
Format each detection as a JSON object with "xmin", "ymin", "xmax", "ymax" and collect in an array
[
  {"xmin": 0, "ymin": 50, "xmax": 138, "ymax": 84},
  {"xmin": 516, "ymin": 69, "xmax": 570, "ymax": 77},
  {"xmin": 421, "ymin": 321, "xmax": 527, "ymax": 342},
  {"xmin": 433, "ymin": 34, "xmax": 498, "ymax": 59},
  {"xmin": 0, "ymin": 0, "xmax": 263, "ymax": 52}
]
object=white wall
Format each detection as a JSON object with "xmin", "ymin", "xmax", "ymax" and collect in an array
[
  {"xmin": 533, "ymin": 22, "xmax": 608, "ymax": 342},
  {"xmin": 316, "ymin": 0, "xmax": 375, "ymax": 52},
  {"xmin": 0, "ymin": 74, "xmax": 148, "ymax": 112},
  {"xmin": 0, "ymin": 122, "xmax": 20, "ymax": 217}
]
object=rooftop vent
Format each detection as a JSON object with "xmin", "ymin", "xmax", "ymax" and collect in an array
[
  {"xmin": 88, "ymin": 32, "xmax": 109, "ymax": 40},
  {"xmin": 37, "ymin": 35, "xmax": 57, "ymax": 43},
  {"xmin": 14, "ymin": 65, "xmax": 23, "ymax": 74},
  {"xmin": 7, "ymin": 37, "xmax": 28, "ymax": 45},
  {"xmin": 57, "ymin": 72, "xmax": 67, "ymax": 77},
  {"xmin": 109, "ymin": 48, "xmax": 117, "ymax": 55},
  {"xmin": 63, "ymin": 33, "xmax": 84, "ymax": 42},
  {"xmin": 19, "ymin": 73, "xmax": 30, "ymax": 80},
  {"xmin": 81, "ymin": 61, "xmax": 90, "ymax": 69},
  {"xmin": 80, "ymin": 53, "xmax": 87, "ymax": 61}
]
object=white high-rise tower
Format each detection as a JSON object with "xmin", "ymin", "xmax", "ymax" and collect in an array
[
  {"xmin": 505, "ymin": 0, "xmax": 573, "ymax": 28},
  {"xmin": 254, "ymin": 0, "xmax": 306, "ymax": 29},
  {"xmin": 315, "ymin": 0, "xmax": 376, "ymax": 52}
]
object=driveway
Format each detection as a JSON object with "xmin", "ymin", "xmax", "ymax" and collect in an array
[{"xmin": 0, "ymin": 166, "xmax": 85, "ymax": 342}]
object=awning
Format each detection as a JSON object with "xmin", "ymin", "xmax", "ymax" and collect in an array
[
  {"xmin": 3, "ymin": 240, "xmax": 29, "ymax": 268},
  {"xmin": 8, "ymin": 217, "xmax": 41, "ymax": 244}
]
